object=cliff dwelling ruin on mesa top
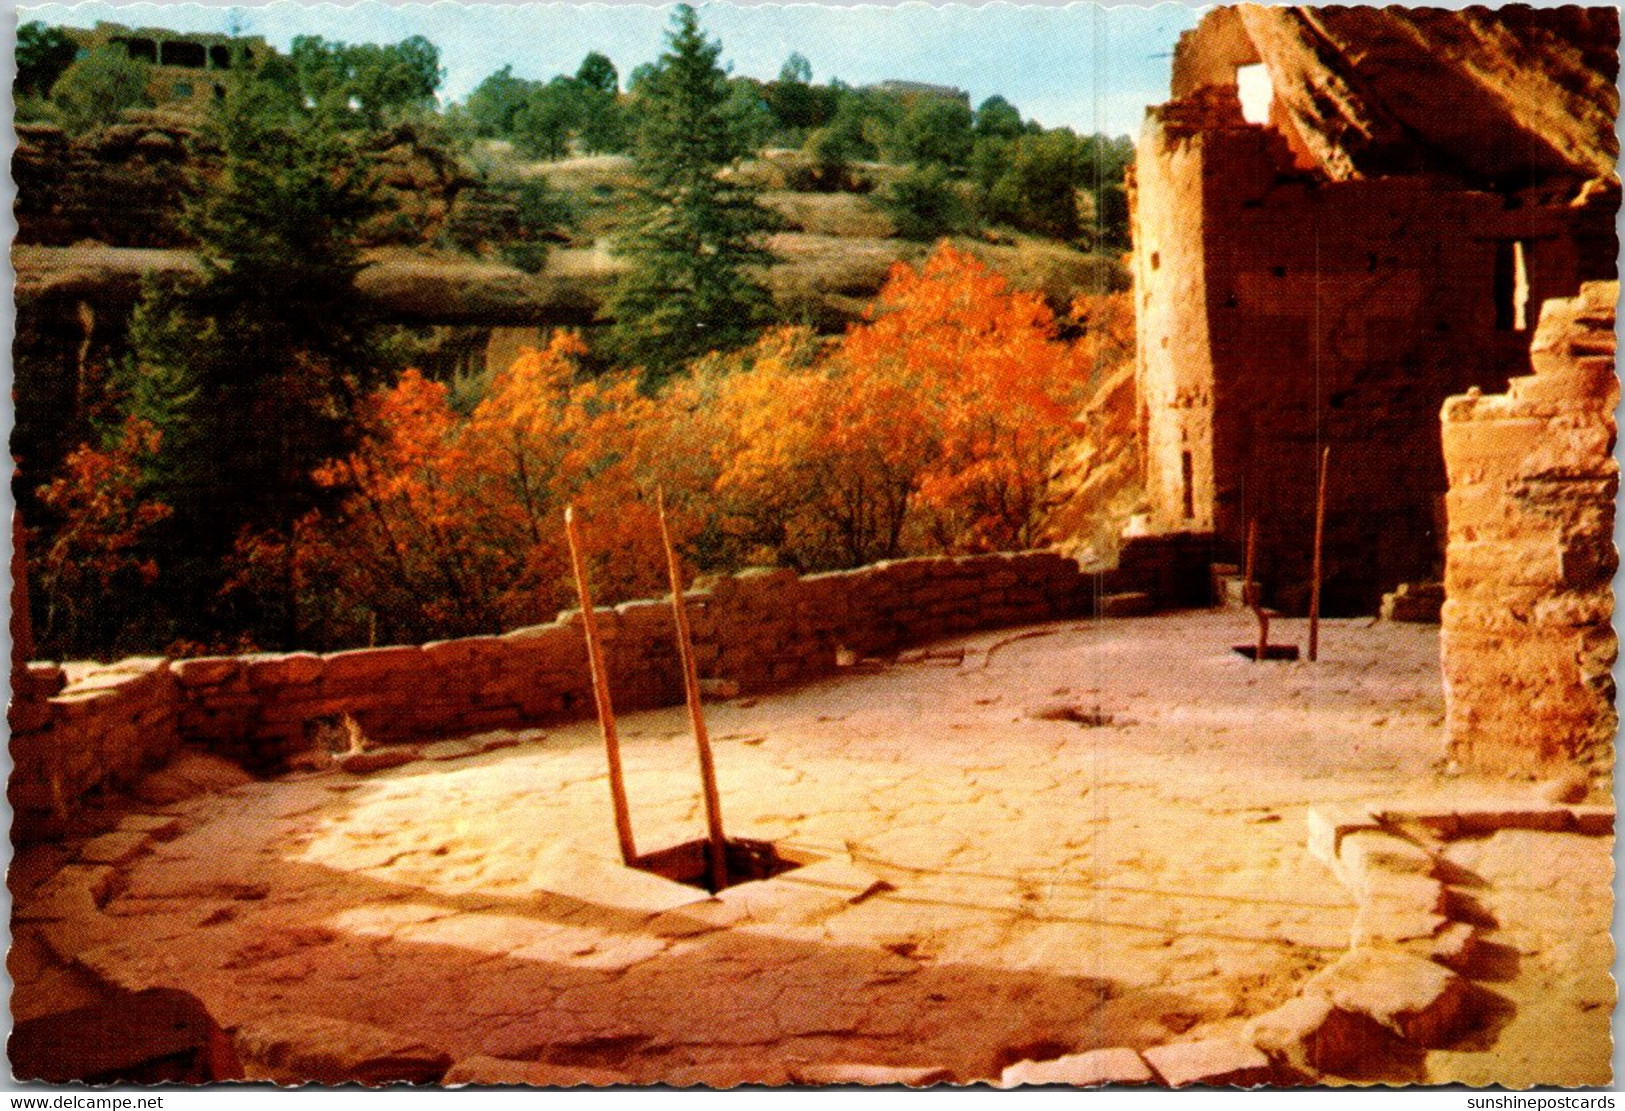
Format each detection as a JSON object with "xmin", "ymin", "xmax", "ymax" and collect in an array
[{"xmin": 8, "ymin": 2, "xmax": 1621, "ymax": 1091}]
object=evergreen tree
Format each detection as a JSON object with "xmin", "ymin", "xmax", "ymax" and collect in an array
[
  {"xmin": 973, "ymin": 94, "xmax": 1024, "ymax": 140},
  {"xmin": 576, "ymin": 51, "xmax": 619, "ymax": 95},
  {"xmin": 574, "ymin": 52, "xmax": 629, "ymax": 153},
  {"xmin": 119, "ymin": 61, "xmax": 384, "ymax": 647},
  {"xmin": 608, "ymin": 5, "xmax": 780, "ymax": 387},
  {"xmin": 16, "ymin": 22, "xmax": 78, "ymax": 99}
]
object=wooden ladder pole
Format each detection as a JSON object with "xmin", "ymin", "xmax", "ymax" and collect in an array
[
  {"xmin": 1244, "ymin": 519, "xmax": 1268, "ymax": 662},
  {"xmin": 657, "ymin": 490, "xmax": 729, "ymax": 893},
  {"xmin": 1308, "ymin": 446, "xmax": 1330, "ymax": 663},
  {"xmin": 564, "ymin": 505, "xmax": 638, "ymax": 866}
]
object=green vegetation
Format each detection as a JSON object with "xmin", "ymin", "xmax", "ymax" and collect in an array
[
  {"xmin": 459, "ymin": 51, "xmax": 630, "ymax": 157},
  {"xmin": 47, "ymin": 45, "xmax": 154, "ymax": 134},
  {"xmin": 286, "ymin": 34, "xmax": 443, "ymax": 128},
  {"xmin": 108, "ymin": 63, "xmax": 389, "ymax": 651},
  {"xmin": 880, "ymin": 165, "xmax": 975, "ymax": 241},
  {"xmin": 18, "ymin": 9, "xmax": 1141, "ymax": 659},
  {"xmin": 15, "ymin": 21, "xmax": 78, "ymax": 99},
  {"xmin": 606, "ymin": 5, "xmax": 782, "ymax": 388}
]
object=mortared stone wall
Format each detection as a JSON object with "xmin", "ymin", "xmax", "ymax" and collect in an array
[
  {"xmin": 10, "ymin": 537, "xmax": 1219, "ymax": 835},
  {"xmin": 1439, "ymin": 281, "xmax": 1618, "ymax": 777}
]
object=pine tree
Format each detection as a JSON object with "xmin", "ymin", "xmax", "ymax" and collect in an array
[
  {"xmin": 608, "ymin": 5, "xmax": 780, "ymax": 388},
  {"xmin": 118, "ymin": 59, "xmax": 384, "ymax": 648}
]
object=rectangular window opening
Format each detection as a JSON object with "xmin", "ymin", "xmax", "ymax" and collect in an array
[
  {"xmin": 1180, "ymin": 450, "xmax": 1195, "ymax": 520},
  {"xmin": 1236, "ymin": 63, "xmax": 1272, "ymax": 125}
]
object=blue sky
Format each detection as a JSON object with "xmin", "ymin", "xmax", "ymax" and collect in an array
[{"xmin": 18, "ymin": 2, "xmax": 1202, "ymax": 136}]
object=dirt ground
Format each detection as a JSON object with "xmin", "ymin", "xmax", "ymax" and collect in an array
[{"xmin": 11, "ymin": 612, "xmax": 1614, "ymax": 1086}]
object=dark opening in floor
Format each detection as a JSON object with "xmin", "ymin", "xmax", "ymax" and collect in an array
[{"xmin": 633, "ymin": 837, "xmax": 802, "ymax": 893}]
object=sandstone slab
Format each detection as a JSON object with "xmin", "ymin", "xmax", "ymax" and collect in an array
[
  {"xmin": 527, "ymin": 844, "xmax": 713, "ymax": 917},
  {"xmin": 1337, "ymin": 830, "xmax": 1437, "ymax": 894},
  {"xmin": 1307, "ymin": 949, "xmax": 1474, "ymax": 1046},
  {"xmin": 1306, "ymin": 807, "xmax": 1381, "ymax": 871},
  {"xmin": 1143, "ymin": 1038, "xmax": 1274, "ymax": 1087},
  {"xmin": 235, "ymin": 1013, "xmax": 452, "ymax": 1085},
  {"xmin": 1349, "ymin": 900, "xmax": 1447, "ymax": 947},
  {"xmin": 1247, "ymin": 993, "xmax": 1395, "ymax": 1078},
  {"xmin": 1000, "ymin": 1047, "xmax": 1152, "ymax": 1087},
  {"xmin": 789, "ymin": 1062, "xmax": 954, "ymax": 1086},
  {"xmin": 18, "ymin": 864, "xmax": 114, "ymax": 920},
  {"xmin": 12, "ymin": 987, "xmax": 242, "ymax": 1084},
  {"xmin": 78, "ymin": 830, "xmax": 153, "ymax": 866},
  {"xmin": 1429, "ymin": 921, "xmax": 1482, "ymax": 973}
]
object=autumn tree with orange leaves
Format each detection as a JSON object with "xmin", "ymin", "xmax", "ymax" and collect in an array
[
  {"xmin": 228, "ymin": 332, "xmax": 698, "ymax": 646},
  {"xmin": 33, "ymin": 416, "xmax": 173, "ymax": 657},
  {"xmin": 216, "ymin": 244, "xmax": 1117, "ymax": 650},
  {"xmin": 712, "ymin": 245, "xmax": 1093, "ymax": 567}
]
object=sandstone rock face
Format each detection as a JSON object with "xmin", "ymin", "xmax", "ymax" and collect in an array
[
  {"xmin": 1041, "ymin": 363, "xmax": 1141, "ymax": 565},
  {"xmin": 14, "ymin": 117, "xmax": 204, "ymax": 248},
  {"xmin": 14, "ymin": 115, "xmax": 472, "ymax": 251},
  {"xmin": 355, "ymin": 122, "xmax": 479, "ymax": 247},
  {"xmin": 1439, "ymin": 281, "xmax": 1618, "ymax": 777},
  {"xmin": 1231, "ymin": 6, "xmax": 1619, "ymax": 191},
  {"xmin": 234, "ymin": 1013, "xmax": 452, "ymax": 1085},
  {"xmin": 1130, "ymin": 6, "xmax": 1618, "ymax": 614}
]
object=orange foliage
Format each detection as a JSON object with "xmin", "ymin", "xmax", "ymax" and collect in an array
[
  {"xmin": 34, "ymin": 416, "xmax": 173, "ymax": 653},
  {"xmin": 1069, "ymin": 285, "xmax": 1138, "ymax": 386},
  {"xmin": 847, "ymin": 244, "xmax": 1090, "ymax": 552},
  {"xmin": 254, "ymin": 333, "xmax": 697, "ymax": 645},
  {"xmin": 715, "ymin": 245, "xmax": 1092, "ymax": 564},
  {"xmin": 279, "ymin": 245, "xmax": 1116, "ymax": 647}
]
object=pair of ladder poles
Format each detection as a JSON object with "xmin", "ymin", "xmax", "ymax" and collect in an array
[
  {"xmin": 1241, "ymin": 445, "xmax": 1331, "ymax": 663},
  {"xmin": 563, "ymin": 493, "xmax": 730, "ymax": 893}
]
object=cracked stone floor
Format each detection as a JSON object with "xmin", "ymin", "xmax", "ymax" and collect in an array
[{"xmin": 11, "ymin": 613, "xmax": 1614, "ymax": 1086}]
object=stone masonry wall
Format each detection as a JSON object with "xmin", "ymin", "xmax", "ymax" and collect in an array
[
  {"xmin": 1132, "ymin": 11, "xmax": 1618, "ymax": 615},
  {"xmin": 1439, "ymin": 281, "xmax": 1618, "ymax": 776},
  {"xmin": 9, "ymin": 658, "xmax": 180, "ymax": 821},
  {"xmin": 10, "ymin": 540, "xmax": 1219, "ymax": 833}
]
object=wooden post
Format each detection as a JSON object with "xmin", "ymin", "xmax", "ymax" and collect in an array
[
  {"xmin": 657, "ymin": 491, "xmax": 729, "ymax": 893},
  {"xmin": 1244, "ymin": 519, "xmax": 1268, "ymax": 661},
  {"xmin": 563, "ymin": 506, "xmax": 638, "ymax": 866},
  {"xmin": 1308, "ymin": 446, "xmax": 1330, "ymax": 663}
]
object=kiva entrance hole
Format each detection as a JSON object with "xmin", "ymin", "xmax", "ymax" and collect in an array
[{"xmin": 632, "ymin": 837, "xmax": 803, "ymax": 893}]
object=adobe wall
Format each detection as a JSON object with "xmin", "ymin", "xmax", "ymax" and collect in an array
[
  {"xmin": 10, "ymin": 538, "xmax": 1219, "ymax": 836},
  {"xmin": 1133, "ymin": 31, "xmax": 1617, "ymax": 615},
  {"xmin": 1439, "ymin": 281, "xmax": 1618, "ymax": 777}
]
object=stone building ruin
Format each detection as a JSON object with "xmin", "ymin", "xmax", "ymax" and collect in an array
[
  {"xmin": 62, "ymin": 22, "xmax": 268, "ymax": 108},
  {"xmin": 1130, "ymin": 5, "xmax": 1619, "ymax": 614},
  {"xmin": 1440, "ymin": 280, "xmax": 1618, "ymax": 778}
]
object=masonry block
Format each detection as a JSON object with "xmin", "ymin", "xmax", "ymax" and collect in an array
[
  {"xmin": 1000, "ymin": 1047, "xmax": 1152, "ymax": 1088},
  {"xmin": 1247, "ymin": 993, "xmax": 1397, "ymax": 1077},
  {"xmin": 1306, "ymin": 949, "xmax": 1474, "ymax": 1047},
  {"xmin": 1143, "ymin": 1038, "xmax": 1275, "ymax": 1087}
]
